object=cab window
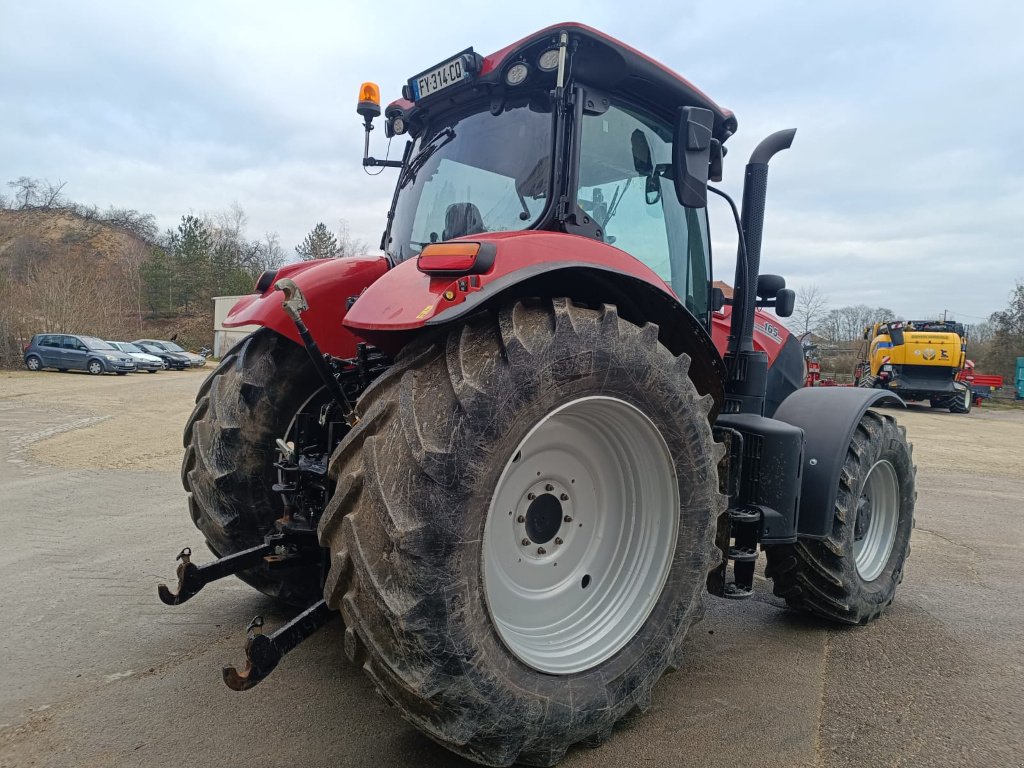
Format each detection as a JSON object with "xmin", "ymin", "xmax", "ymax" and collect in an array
[{"xmin": 576, "ymin": 101, "xmax": 710, "ymax": 319}]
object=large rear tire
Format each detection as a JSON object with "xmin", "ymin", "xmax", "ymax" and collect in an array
[
  {"xmin": 764, "ymin": 410, "xmax": 915, "ymax": 624},
  {"xmin": 319, "ymin": 299, "xmax": 723, "ymax": 766},
  {"xmin": 181, "ymin": 329, "xmax": 324, "ymax": 605}
]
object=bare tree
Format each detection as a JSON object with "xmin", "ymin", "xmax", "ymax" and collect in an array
[
  {"xmin": 792, "ymin": 284, "xmax": 829, "ymax": 337},
  {"xmin": 336, "ymin": 220, "xmax": 368, "ymax": 257}
]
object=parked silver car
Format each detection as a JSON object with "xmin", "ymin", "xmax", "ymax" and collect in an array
[{"xmin": 108, "ymin": 341, "xmax": 165, "ymax": 372}]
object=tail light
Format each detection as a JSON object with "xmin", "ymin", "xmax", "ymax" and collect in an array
[{"xmin": 416, "ymin": 242, "xmax": 495, "ymax": 276}]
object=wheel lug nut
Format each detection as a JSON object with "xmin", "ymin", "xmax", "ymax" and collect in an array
[
  {"xmin": 537, "ymin": 547, "xmax": 546, "ymax": 555},
  {"xmin": 545, "ymin": 483, "xmax": 554, "ymax": 492},
  {"xmin": 522, "ymin": 538, "xmax": 531, "ymax": 546},
  {"xmin": 554, "ymin": 537, "xmax": 563, "ymax": 545},
  {"xmin": 563, "ymin": 515, "xmax": 573, "ymax": 523},
  {"xmin": 527, "ymin": 493, "xmax": 536, "ymax": 500},
  {"xmin": 560, "ymin": 493, "xmax": 569, "ymax": 501},
  {"xmin": 517, "ymin": 515, "xmax": 526, "ymax": 523}
]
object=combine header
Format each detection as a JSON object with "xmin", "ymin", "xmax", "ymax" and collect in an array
[{"xmin": 160, "ymin": 23, "xmax": 916, "ymax": 766}]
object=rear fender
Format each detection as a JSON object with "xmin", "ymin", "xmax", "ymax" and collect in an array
[
  {"xmin": 223, "ymin": 256, "xmax": 388, "ymax": 358},
  {"xmin": 773, "ymin": 387, "xmax": 905, "ymax": 539},
  {"xmin": 343, "ymin": 232, "xmax": 726, "ymax": 408}
]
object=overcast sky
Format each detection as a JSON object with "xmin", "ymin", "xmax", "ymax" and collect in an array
[{"xmin": 2, "ymin": 1, "xmax": 1021, "ymax": 322}]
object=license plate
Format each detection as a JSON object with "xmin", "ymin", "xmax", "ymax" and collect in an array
[{"xmin": 408, "ymin": 49, "xmax": 474, "ymax": 101}]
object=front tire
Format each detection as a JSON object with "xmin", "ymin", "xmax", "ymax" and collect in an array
[
  {"xmin": 319, "ymin": 299, "xmax": 723, "ymax": 766},
  {"xmin": 765, "ymin": 410, "xmax": 915, "ymax": 624},
  {"xmin": 87, "ymin": 359, "xmax": 104, "ymax": 375},
  {"xmin": 181, "ymin": 329, "xmax": 324, "ymax": 604}
]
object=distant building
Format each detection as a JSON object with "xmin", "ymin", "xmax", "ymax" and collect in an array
[{"xmin": 212, "ymin": 296, "xmax": 260, "ymax": 358}]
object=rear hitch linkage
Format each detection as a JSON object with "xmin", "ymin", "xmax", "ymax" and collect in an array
[
  {"xmin": 158, "ymin": 535, "xmax": 333, "ymax": 690},
  {"xmin": 158, "ymin": 543, "xmax": 279, "ymax": 605},
  {"xmin": 223, "ymin": 600, "xmax": 335, "ymax": 691}
]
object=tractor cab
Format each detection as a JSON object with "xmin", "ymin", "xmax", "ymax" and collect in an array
[{"xmin": 361, "ymin": 23, "xmax": 736, "ymax": 324}]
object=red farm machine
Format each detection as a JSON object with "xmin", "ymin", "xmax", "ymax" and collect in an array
[{"xmin": 160, "ymin": 24, "xmax": 915, "ymax": 766}]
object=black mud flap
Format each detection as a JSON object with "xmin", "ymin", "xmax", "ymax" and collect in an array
[{"xmin": 773, "ymin": 387, "xmax": 904, "ymax": 539}]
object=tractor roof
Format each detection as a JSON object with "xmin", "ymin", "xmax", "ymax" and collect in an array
[{"xmin": 387, "ymin": 23, "xmax": 737, "ymax": 142}]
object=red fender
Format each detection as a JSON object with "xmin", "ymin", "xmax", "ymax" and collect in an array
[
  {"xmin": 224, "ymin": 256, "xmax": 388, "ymax": 358},
  {"xmin": 710, "ymin": 303, "xmax": 791, "ymax": 364},
  {"xmin": 343, "ymin": 231, "xmax": 680, "ymax": 333}
]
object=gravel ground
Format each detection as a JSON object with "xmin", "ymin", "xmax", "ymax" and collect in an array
[{"xmin": 1, "ymin": 368, "xmax": 1022, "ymax": 768}]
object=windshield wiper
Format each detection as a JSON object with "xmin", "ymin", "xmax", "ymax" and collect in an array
[{"xmin": 400, "ymin": 128, "xmax": 456, "ymax": 188}]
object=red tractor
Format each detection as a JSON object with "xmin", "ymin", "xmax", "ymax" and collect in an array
[{"xmin": 162, "ymin": 23, "xmax": 915, "ymax": 766}]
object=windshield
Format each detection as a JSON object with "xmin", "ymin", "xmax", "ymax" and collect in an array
[
  {"xmin": 117, "ymin": 342, "xmax": 143, "ymax": 354},
  {"xmin": 161, "ymin": 342, "xmax": 185, "ymax": 352},
  {"xmin": 385, "ymin": 99, "xmax": 553, "ymax": 261},
  {"xmin": 82, "ymin": 337, "xmax": 116, "ymax": 351}
]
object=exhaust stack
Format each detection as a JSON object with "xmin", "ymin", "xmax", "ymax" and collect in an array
[{"xmin": 725, "ymin": 128, "xmax": 796, "ymax": 414}]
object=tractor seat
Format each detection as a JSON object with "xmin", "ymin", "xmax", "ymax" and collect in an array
[{"xmin": 442, "ymin": 202, "xmax": 485, "ymax": 241}]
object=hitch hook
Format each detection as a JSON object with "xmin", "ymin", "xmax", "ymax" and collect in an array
[
  {"xmin": 158, "ymin": 541, "xmax": 275, "ymax": 605},
  {"xmin": 223, "ymin": 600, "xmax": 334, "ymax": 691}
]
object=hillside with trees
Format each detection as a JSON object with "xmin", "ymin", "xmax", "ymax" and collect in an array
[{"xmin": 0, "ymin": 177, "xmax": 365, "ymax": 368}]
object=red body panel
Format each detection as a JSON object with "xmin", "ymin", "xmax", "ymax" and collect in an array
[
  {"xmin": 343, "ymin": 232, "xmax": 673, "ymax": 332},
  {"xmin": 710, "ymin": 304, "xmax": 790, "ymax": 365},
  {"xmin": 224, "ymin": 256, "xmax": 388, "ymax": 358}
]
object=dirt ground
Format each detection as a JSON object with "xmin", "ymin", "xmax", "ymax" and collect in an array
[
  {"xmin": 1, "ymin": 368, "xmax": 1022, "ymax": 768},
  {"xmin": 4, "ymin": 369, "xmax": 1020, "ymax": 477},
  {"xmin": 1, "ymin": 368, "xmax": 206, "ymax": 471}
]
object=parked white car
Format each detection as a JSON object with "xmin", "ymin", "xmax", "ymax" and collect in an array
[{"xmin": 108, "ymin": 341, "xmax": 165, "ymax": 372}]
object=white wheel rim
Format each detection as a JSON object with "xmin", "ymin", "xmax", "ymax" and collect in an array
[
  {"xmin": 853, "ymin": 459, "xmax": 900, "ymax": 581},
  {"xmin": 482, "ymin": 396, "xmax": 679, "ymax": 674}
]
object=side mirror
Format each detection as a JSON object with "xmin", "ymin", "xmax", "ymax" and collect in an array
[
  {"xmin": 711, "ymin": 286, "xmax": 727, "ymax": 312},
  {"xmin": 673, "ymin": 106, "xmax": 714, "ymax": 208},
  {"xmin": 774, "ymin": 289, "xmax": 795, "ymax": 318},
  {"xmin": 756, "ymin": 273, "xmax": 786, "ymax": 299}
]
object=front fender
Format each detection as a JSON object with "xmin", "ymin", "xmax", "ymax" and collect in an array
[
  {"xmin": 773, "ymin": 387, "xmax": 905, "ymax": 539},
  {"xmin": 224, "ymin": 256, "xmax": 388, "ymax": 358}
]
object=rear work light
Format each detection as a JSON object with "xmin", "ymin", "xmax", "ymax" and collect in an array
[{"xmin": 416, "ymin": 242, "xmax": 496, "ymax": 276}]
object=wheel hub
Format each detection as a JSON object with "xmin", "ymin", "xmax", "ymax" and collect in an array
[
  {"xmin": 854, "ymin": 496, "xmax": 872, "ymax": 541},
  {"xmin": 524, "ymin": 493, "xmax": 562, "ymax": 545}
]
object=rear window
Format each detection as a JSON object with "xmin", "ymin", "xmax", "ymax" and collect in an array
[{"xmin": 39, "ymin": 335, "xmax": 61, "ymax": 348}]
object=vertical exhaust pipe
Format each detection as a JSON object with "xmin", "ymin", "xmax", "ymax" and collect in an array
[{"xmin": 726, "ymin": 128, "xmax": 796, "ymax": 414}]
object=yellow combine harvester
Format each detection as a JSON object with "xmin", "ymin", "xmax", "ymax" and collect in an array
[{"xmin": 855, "ymin": 319, "xmax": 972, "ymax": 413}]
